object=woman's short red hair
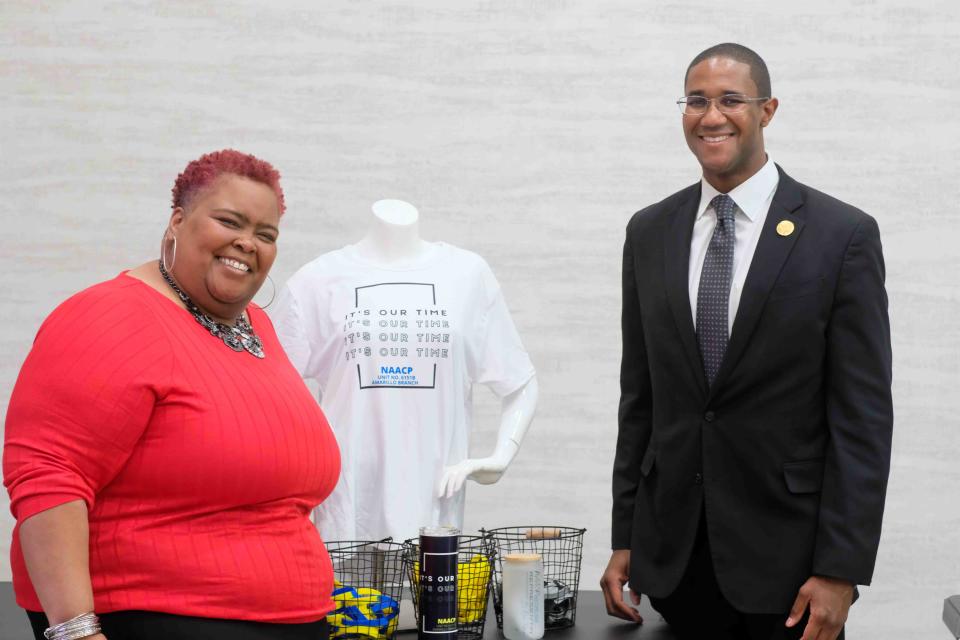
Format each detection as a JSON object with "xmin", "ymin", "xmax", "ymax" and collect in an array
[{"xmin": 172, "ymin": 149, "xmax": 286, "ymax": 215}]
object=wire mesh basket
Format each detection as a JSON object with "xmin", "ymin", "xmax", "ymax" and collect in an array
[
  {"xmin": 483, "ymin": 526, "xmax": 587, "ymax": 631},
  {"xmin": 404, "ymin": 534, "xmax": 497, "ymax": 640},
  {"xmin": 325, "ymin": 539, "xmax": 407, "ymax": 639}
]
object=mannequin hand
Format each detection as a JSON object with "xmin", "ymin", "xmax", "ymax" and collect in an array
[
  {"xmin": 786, "ymin": 575, "xmax": 853, "ymax": 640},
  {"xmin": 437, "ymin": 457, "xmax": 508, "ymax": 498}
]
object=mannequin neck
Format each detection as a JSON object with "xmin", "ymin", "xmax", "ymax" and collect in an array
[{"xmin": 355, "ymin": 199, "xmax": 431, "ymax": 265}]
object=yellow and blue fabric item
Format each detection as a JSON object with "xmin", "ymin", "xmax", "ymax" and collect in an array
[
  {"xmin": 327, "ymin": 580, "xmax": 399, "ymax": 639},
  {"xmin": 412, "ymin": 554, "xmax": 491, "ymax": 624}
]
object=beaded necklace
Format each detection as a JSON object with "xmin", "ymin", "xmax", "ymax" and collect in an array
[{"xmin": 158, "ymin": 260, "xmax": 264, "ymax": 358}]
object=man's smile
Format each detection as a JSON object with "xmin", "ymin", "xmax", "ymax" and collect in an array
[{"xmin": 699, "ymin": 133, "xmax": 735, "ymax": 144}]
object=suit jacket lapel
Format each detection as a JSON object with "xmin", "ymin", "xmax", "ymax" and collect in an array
[
  {"xmin": 708, "ymin": 166, "xmax": 806, "ymax": 400},
  {"xmin": 663, "ymin": 184, "xmax": 709, "ymax": 397}
]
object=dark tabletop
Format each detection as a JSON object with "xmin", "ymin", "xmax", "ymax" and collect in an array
[
  {"xmin": 0, "ymin": 583, "xmax": 675, "ymax": 639},
  {"xmin": 457, "ymin": 590, "xmax": 674, "ymax": 639}
]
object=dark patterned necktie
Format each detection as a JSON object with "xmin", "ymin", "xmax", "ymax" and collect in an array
[{"xmin": 696, "ymin": 194, "xmax": 736, "ymax": 387}]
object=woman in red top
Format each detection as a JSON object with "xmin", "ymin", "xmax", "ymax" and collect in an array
[{"xmin": 3, "ymin": 150, "xmax": 341, "ymax": 640}]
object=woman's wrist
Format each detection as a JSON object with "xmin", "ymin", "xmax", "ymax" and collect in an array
[{"xmin": 43, "ymin": 611, "xmax": 101, "ymax": 640}]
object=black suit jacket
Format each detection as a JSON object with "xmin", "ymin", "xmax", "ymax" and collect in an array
[{"xmin": 612, "ymin": 166, "xmax": 893, "ymax": 613}]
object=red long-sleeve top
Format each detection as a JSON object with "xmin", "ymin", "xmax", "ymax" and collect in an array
[{"xmin": 3, "ymin": 274, "xmax": 341, "ymax": 622}]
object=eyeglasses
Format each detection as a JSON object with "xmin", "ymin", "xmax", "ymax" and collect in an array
[{"xmin": 676, "ymin": 94, "xmax": 770, "ymax": 116}]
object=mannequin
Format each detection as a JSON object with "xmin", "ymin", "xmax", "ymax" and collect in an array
[
  {"xmin": 270, "ymin": 198, "xmax": 538, "ymax": 542},
  {"xmin": 358, "ymin": 199, "xmax": 539, "ymax": 500},
  {"xmin": 353, "ymin": 199, "xmax": 428, "ymax": 264}
]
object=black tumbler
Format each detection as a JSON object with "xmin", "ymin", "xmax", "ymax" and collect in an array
[{"xmin": 418, "ymin": 526, "xmax": 460, "ymax": 639}]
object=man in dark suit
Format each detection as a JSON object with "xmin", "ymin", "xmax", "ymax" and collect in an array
[{"xmin": 600, "ymin": 43, "xmax": 893, "ymax": 640}]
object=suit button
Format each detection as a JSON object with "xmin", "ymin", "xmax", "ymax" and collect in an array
[
  {"xmin": 695, "ymin": 473, "xmax": 703, "ymax": 485},
  {"xmin": 704, "ymin": 411, "xmax": 715, "ymax": 422}
]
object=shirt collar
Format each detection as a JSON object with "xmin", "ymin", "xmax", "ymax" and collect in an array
[{"xmin": 696, "ymin": 156, "xmax": 779, "ymax": 222}]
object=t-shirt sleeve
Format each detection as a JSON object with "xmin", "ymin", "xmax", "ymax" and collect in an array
[
  {"xmin": 269, "ymin": 283, "xmax": 315, "ymax": 379},
  {"xmin": 466, "ymin": 261, "xmax": 536, "ymax": 397},
  {"xmin": 3, "ymin": 288, "xmax": 168, "ymax": 522}
]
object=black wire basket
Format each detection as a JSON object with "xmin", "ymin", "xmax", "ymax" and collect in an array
[
  {"xmin": 325, "ymin": 539, "xmax": 408, "ymax": 639},
  {"xmin": 404, "ymin": 534, "xmax": 497, "ymax": 640},
  {"xmin": 483, "ymin": 526, "xmax": 587, "ymax": 631}
]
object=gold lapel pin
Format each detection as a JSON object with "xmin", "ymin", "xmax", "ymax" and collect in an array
[{"xmin": 776, "ymin": 220, "xmax": 795, "ymax": 237}]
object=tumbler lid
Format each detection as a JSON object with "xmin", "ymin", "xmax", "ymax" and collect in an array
[
  {"xmin": 419, "ymin": 525, "xmax": 460, "ymax": 536},
  {"xmin": 504, "ymin": 553, "xmax": 542, "ymax": 563}
]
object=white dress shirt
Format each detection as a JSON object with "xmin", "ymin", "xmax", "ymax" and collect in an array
[{"xmin": 688, "ymin": 157, "xmax": 780, "ymax": 334}]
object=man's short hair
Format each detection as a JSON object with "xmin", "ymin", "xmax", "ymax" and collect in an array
[{"xmin": 685, "ymin": 43, "xmax": 771, "ymax": 98}]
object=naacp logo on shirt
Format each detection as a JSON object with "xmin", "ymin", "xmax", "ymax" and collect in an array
[
  {"xmin": 371, "ymin": 365, "xmax": 421, "ymax": 386},
  {"xmin": 349, "ymin": 282, "xmax": 448, "ymax": 390}
]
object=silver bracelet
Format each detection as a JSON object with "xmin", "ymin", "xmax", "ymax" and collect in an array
[{"xmin": 43, "ymin": 612, "xmax": 101, "ymax": 640}]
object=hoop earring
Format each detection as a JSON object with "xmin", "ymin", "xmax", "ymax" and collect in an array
[
  {"xmin": 259, "ymin": 274, "xmax": 277, "ymax": 308},
  {"xmin": 161, "ymin": 232, "xmax": 177, "ymax": 273}
]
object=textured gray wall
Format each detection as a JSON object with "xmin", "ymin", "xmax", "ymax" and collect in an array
[{"xmin": 2, "ymin": 1, "xmax": 958, "ymax": 637}]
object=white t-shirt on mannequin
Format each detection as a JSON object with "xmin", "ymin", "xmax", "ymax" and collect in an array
[{"xmin": 270, "ymin": 241, "xmax": 536, "ymax": 542}]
